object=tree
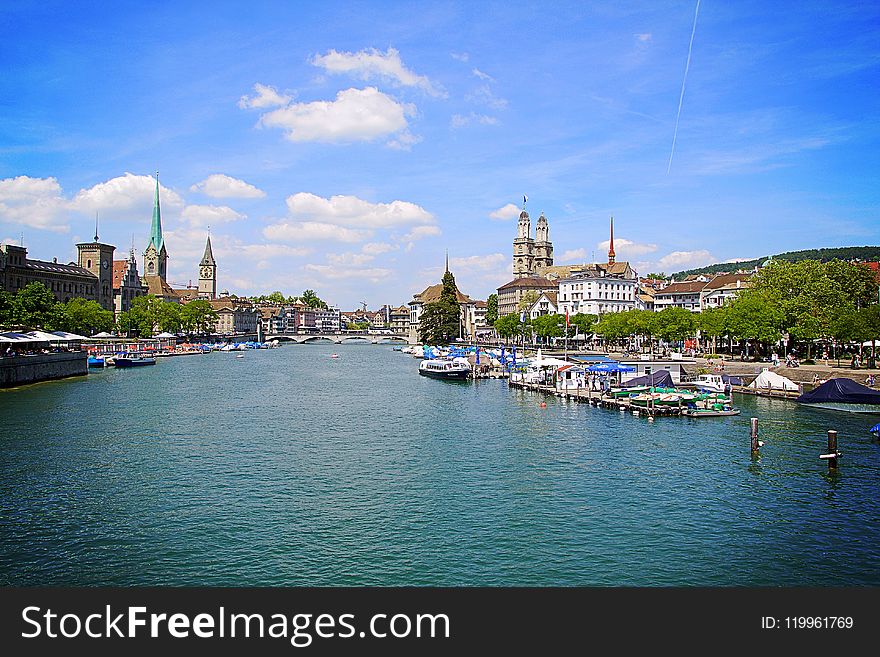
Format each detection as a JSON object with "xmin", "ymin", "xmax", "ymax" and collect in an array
[
  {"xmin": 725, "ymin": 293, "xmax": 783, "ymax": 356},
  {"xmin": 180, "ymin": 300, "xmax": 219, "ymax": 335},
  {"xmin": 12, "ymin": 282, "xmax": 57, "ymax": 328},
  {"xmin": 60, "ymin": 298, "xmax": 114, "ymax": 335},
  {"xmin": 418, "ymin": 270, "xmax": 461, "ymax": 344},
  {"xmin": 121, "ymin": 295, "xmax": 164, "ymax": 337},
  {"xmin": 644, "ymin": 272, "xmax": 667, "ymax": 279},
  {"xmin": 569, "ymin": 313, "xmax": 598, "ymax": 336},
  {"xmin": 300, "ymin": 289, "xmax": 327, "ymax": 310},
  {"xmin": 653, "ymin": 307, "xmax": 697, "ymax": 343},
  {"xmin": 486, "ymin": 293, "xmax": 498, "ymax": 326},
  {"xmin": 698, "ymin": 306, "xmax": 728, "ymax": 353},
  {"xmin": 494, "ymin": 313, "xmax": 523, "ymax": 342},
  {"xmin": 532, "ymin": 313, "xmax": 563, "ymax": 343},
  {"xmin": 0, "ymin": 290, "xmax": 13, "ymax": 327},
  {"xmin": 266, "ymin": 291, "xmax": 286, "ymax": 305},
  {"xmin": 518, "ymin": 290, "xmax": 539, "ymax": 313}
]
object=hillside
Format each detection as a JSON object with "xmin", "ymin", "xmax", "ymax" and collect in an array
[{"xmin": 671, "ymin": 246, "xmax": 880, "ymax": 278}]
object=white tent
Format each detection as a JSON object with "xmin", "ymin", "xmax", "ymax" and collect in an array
[
  {"xmin": 0, "ymin": 331, "xmax": 41, "ymax": 343},
  {"xmin": 25, "ymin": 330, "xmax": 66, "ymax": 342},
  {"xmin": 50, "ymin": 331, "xmax": 89, "ymax": 341},
  {"xmin": 749, "ymin": 368, "xmax": 799, "ymax": 392},
  {"xmin": 155, "ymin": 332, "xmax": 176, "ymax": 338},
  {"xmin": 92, "ymin": 332, "xmax": 114, "ymax": 338}
]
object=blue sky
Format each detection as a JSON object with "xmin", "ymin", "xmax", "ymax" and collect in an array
[{"xmin": 1, "ymin": 1, "xmax": 878, "ymax": 309}]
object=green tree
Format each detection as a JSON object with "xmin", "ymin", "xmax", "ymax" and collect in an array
[
  {"xmin": 266, "ymin": 291, "xmax": 286, "ymax": 305},
  {"xmin": 518, "ymin": 290, "xmax": 539, "ymax": 313},
  {"xmin": 60, "ymin": 298, "xmax": 114, "ymax": 335},
  {"xmin": 568, "ymin": 313, "xmax": 598, "ymax": 336},
  {"xmin": 485, "ymin": 293, "xmax": 498, "ymax": 326},
  {"xmin": 12, "ymin": 282, "xmax": 57, "ymax": 328},
  {"xmin": 644, "ymin": 272, "xmax": 666, "ymax": 279},
  {"xmin": 300, "ymin": 289, "xmax": 327, "ymax": 310},
  {"xmin": 494, "ymin": 313, "xmax": 523, "ymax": 342},
  {"xmin": 418, "ymin": 270, "xmax": 462, "ymax": 344},
  {"xmin": 180, "ymin": 300, "xmax": 219, "ymax": 335},
  {"xmin": 698, "ymin": 306, "xmax": 728, "ymax": 353},
  {"xmin": 121, "ymin": 295, "xmax": 164, "ymax": 337},
  {"xmin": 726, "ymin": 293, "xmax": 784, "ymax": 356},
  {"xmin": 157, "ymin": 301, "xmax": 182, "ymax": 334},
  {"xmin": 532, "ymin": 313, "xmax": 563, "ymax": 343},
  {"xmin": 0, "ymin": 290, "xmax": 13, "ymax": 327}
]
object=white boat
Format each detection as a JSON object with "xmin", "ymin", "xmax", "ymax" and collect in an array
[
  {"xmin": 692, "ymin": 373, "xmax": 730, "ymax": 394},
  {"xmin": 219, "ymin": 344, "xmax": 234, "ymax": 352},
  {"xmin": 419, "ymin": 357, "xmax": 471, "ymax": 380}
]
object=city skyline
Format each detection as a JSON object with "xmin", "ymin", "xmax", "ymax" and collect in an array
[{"xmin": 1, "ymin": 1, "xmax": 878, "ymax": 308}]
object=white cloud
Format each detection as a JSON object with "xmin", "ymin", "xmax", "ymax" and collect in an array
[
  {"xmin": 361, "ymin": 242, "xmax": 396, "ymax": 255},
  {"xmin": 560, "ymin": 248, "xmax": 587, "ymax": 261},
  {"xmin": 656, "ymin": 250, "xmax": 718, "ymax": 271},
  {"xmin": 451, "ymin": 113, "xmax": 499, "ymax": 129},
  {"xmin": 635, "ymin": 33, "xmax": 652, "ymax": 42},
  {"xmin": 466, "ymin": 85, "xmax": 508, "ymax": 110},
  {"xmin": 190, "ymin": 174, "xmax": 266, "ymax": 199},
  {"xmin": 386, "ymin": 130, "xmax": 423, "ymax": 151},
  {"xmin": 240, "ymin": 243, "xmax": 312, "ymax": 259},
  {"xmin": 71, "ymin": 173, "xmax": 184, "ymax": 219},
  {"xmin": 181, "ymin": 204, "xmax": 246, "ymax": 228},
  {"xmin": 449, "ymin": 253, "xmax": 506, "ymax": 273},
  {"xmin": 263, "ymin": 221, "xmax": 372, "ymax": 243},
  {"xmin": 326, "ymin": 252, "xmax": 375, "ymax": 266},
  {"xmin": 450, "ymin": 52, "xmax": 469, "ymax": 62},
  {"xmin": 0, "ymin": 176, "xmax": 69, "ymax": 232},
  {"xmin": 311, "ymin": 48, "xmax": 446, "ymax": 97},
  {"xmin": 489, "ymin": 203, "xmax": 521, "ymax": 220},
  {"xmin": 597, "ymin": 238, "xmax": 658, "ymax": 257},
  {"xmin": 285, "ymin": 192, "xmax": 434, "ymax": 229},
  {"xmin": 401, "ymin": 225, "xmax": 441, "ymax": 241},
  {"xmin": 238, "ymin": 83, "xmax": 292, "ymax": 109},
  {"xmin": 472, "ymin": 68, "xmax": 493, "ymax": 81},
  {"xmin": 303, "ymin": 263, "xmax": 392, "ymax": 282},
  {"xmin": 259, "ymin": 87, "xmax": 415, "ymax": 144}
]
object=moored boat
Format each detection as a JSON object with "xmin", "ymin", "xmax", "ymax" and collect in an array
[
  {"xmin": 113, "ymin": 354, "xmax": 156, "ymax": 367},
  {"xmin": 87, "ymin": 356, "xmax": 105, "ymax": 368},
  {"xmin": 418, "ymin": 357, "xmax": 471, "ymax": 380},
  {"xmin": 797, "ymin": 378, "xmax": 880, "ymax": 414}
]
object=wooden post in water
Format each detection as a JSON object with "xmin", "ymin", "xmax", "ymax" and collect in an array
[
  {"xmin": 750, "ymin": 417, "xmax": 759, "ymax": 454},
  {"xmin": 822, "ymin": 430, "xmax": 839, "ymax": 471}
]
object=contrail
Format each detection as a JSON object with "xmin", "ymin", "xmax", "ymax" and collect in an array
[{"xmin": 667, "ymin": 0, "xmax": 701, "ymax": 174}]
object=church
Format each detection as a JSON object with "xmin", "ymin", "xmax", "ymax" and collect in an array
[{"xmin": 141, "ymin": 173, "xmax": 217, "ymax": 302}]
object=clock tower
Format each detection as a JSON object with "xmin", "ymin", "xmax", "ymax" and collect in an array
[
  {"xmin": 76, "ymin": 224, "xmax": 116, "ymax": 312},
  {"xmin": 198, "ymin": 233, "xmax": 217, "ymax": 299}
]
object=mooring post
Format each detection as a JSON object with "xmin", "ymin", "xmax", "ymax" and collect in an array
[
  {"xmin": 750, "ymin": 417, "xmax": 759, "ymax": 454},
  {"xmin": 823, "ymin": 429, "xmax": 839, "ymax": 471}
]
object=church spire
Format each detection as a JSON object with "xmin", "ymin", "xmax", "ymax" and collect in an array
[
  {"xmin": 445, "ymin": 249, "xmax": 449, "ymax": 273},
  {"xmin": 149, "ymin": 171, "xmax": 163, "ymax": 251},
  {"xmin": 94, "ymin": 212, "xmax": 99, "ymax": 242},
  {"xmin": 608, "ymin": 215, "xmax": 616, "ymax": 264},
  {"xmin": 200, "ymin": 232, "xmax": 216, "ymax": 266}
]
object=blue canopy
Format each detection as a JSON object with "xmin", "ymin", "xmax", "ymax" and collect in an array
[{"xmin": 588, "ymin": 362, "xmax": 636, "ymax": 373}]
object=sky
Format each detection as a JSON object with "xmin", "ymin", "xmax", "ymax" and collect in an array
[{"xmin": 1, "ymin": 1, "xmax": 878, "ymax": 309}]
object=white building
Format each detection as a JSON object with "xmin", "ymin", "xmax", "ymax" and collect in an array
[
  {"xmin": 556, "ymin": 264, "xmax": 638, "ymax": 317},
  {"xmin": 315, "ymin": 307, "xmax": 341, "ymax": 332},
  {"xmin": 700, "ymin": 273, "xmax": 752, "ymax": 310},
  {"xmin": 528, "ymin": 291, "xmax": 558, "ymax": 319},
  {"xmin": 652, "ymin": 281, "xmax": 706, "ymax": 312}
]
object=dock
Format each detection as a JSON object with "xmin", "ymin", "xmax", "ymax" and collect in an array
[{"xmin": 507, "ymin": 379, "xmax": 687, "ymax": 417}]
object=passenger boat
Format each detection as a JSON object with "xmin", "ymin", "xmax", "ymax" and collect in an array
[
  {"xmin": 683, "ymin": 408, "xmax": 741, "ymax": 417},
  {"xmin": 113, "ymin": 354, "xmax": 156, "ymax": 367},
  {"xmin": 87, "ymin": 356, "xmax": 105, "ymax": 368},
  {"xmin": 418, "ymin": 357, "xmax": 471, "ymax": 380},
  {"xmin": 691, "ymin": 374, "xmax": 730, "ymax": 394},
  {"xmin": 797, "ymin": 378, "xmax": 880, "ymax": 414}
]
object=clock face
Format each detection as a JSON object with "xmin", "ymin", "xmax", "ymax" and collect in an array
[{"xmin": 102, "ymin": 260, "xmax": 108, "ymax": 269}]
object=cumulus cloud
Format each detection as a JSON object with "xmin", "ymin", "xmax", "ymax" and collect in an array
[
  {"xmin": 263, "ymin": 221, "xmax": 373, "ymax": 243},
  {"xmin": 190, "ymin": 174, "xmax": 266, "ymax": 199},
  {"xmin": 451, "ymin": 113, "xmax": 498, "ymax": 129},
  {"xmin": 361, "ymin": 242, "xmax": 396, "ymax": 255},
  {"xmin": 238, "ymin": 83, "xmax": 292, "ymax": 109},
  {"xmin": 72, "ymin": 173, "xmax": 184, "ymax": 219},
  {"xmin": 560, "ymin": 248, "xmax": 587, "ymax": 261},
  {"xmin": 449, "ymin": 253, "xmax": 507, "ymax": 273},
  {"xmin": 258, "ymin": 87, "xmax": 415, "ymax": 144},
  {"xmin": 285, "ymin": 192, "xmax": 434, "ymax": 229},
  {"xmin": 489, "ymin": 203, "xmax": 521, "ymax": 220},
  {"xmin": 0, "ymin": 176, "xmax": 69, "ymax": 232},
  {"xmin": 386, "ymin": 130, "xmax": 423, "ymax": 151},
  {"xmin": 597, "ymin": 238, "xmax": 657, "ymax": 257},
  {"xmin": 181, "ymin": 204, "xmax": 246, "ymax": 228},
  {"xmin": 401, "ymin": 225, "xmax": 441, "ymax": 241},
  {"xmin": 311, "ymin": 48, "xmax": 446, "ymax": 97},
  {"xmin": 656, "ymin": 250, "xmax": 717, "ymax": 271},
  {"xmin": 303, "ymin": 263, "xmax": 392, "ymax": 282}
]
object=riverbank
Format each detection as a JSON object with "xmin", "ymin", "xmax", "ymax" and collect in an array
[{"xmin": 0, "ymin": 351, "xmax": 87, "ymax": 388}]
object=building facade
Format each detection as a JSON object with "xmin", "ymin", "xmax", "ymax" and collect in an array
[
  {"xmin": 0, "ymin": 244, "xmax": 104, "ymax": 306},
  {"xmin": 512, "ymin": 204, "xmax": 554, "ymax": 279},
  {"xmin": 112, "ymin": 249, "xmax": 146, "ymax": 318},
  {"xmin": 556, "ymin": 265, "xmax": 638, "ymax": 317},
  {"xmin": 209, "ymin": 299, "xmax": 259, "ymax": 335},
  {"xmin": 496, "ymin": 276, "xmax": 558, "ymax": 317},
  {"xmin": 653, "ymin": 281, "xmax": 706, "ymax": 312},
  {"xmin": 528, "ymin": 291, "xmax": 558, "ymax": 320},
  {"xmin": 198, "ymin": 234, "xmax": 217, "ymax": 299}
]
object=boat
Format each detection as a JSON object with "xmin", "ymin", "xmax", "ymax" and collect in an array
[
  {"xmin": 797, "ymin": 378, "xmax": 880, "ymax": 414},
  {"xmin": 87, "ymin": 356, "xmax": 105, "ymax": 368},
  {"xmin": 113, "ymin": 354, "xmax": 156, "ymax": 367},
  {"xmin": 235, "ymin": 354, "xmax": 245, "ymax": 359},
  {"xmin": 330, "ymin": 354, "xmax": 339, "ymax": 359},
  {"xmin": 418, "ymin": 357, "xmax": 471, "ymax": 380},
  {"xmin": 683, "ymin": 408, "xmax": 741, "ymax": 417},
  {"xmin": 691, "ymin": 373, "xmax": 730, "ymax": 394}
]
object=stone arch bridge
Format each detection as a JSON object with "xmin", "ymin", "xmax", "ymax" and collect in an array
[{"xmin": 265, "ymin": 333, "xmax": 415, "ymax": 345}]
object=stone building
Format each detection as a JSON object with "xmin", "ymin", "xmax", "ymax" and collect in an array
[
  {"xmin": 209, "ymin": 298, "xmax": 259, "ymax": 335},
  {"xmin": 198, "ymin": 234, "xmax": 217, "ymax": 299},
  {"xmin": 1, "ymin": 244, "xmax": 101, "ymax": 306},
  {"xmin": 496, "ymin": 276, "xmax": 558, "ymax": 317},
  {"xmin": 112, "ymin": 249, "xmax": 146, "ymax": 318},
  {"xmin": 513, "ymin": 202, "xmax": 554, "ymax": 279}
]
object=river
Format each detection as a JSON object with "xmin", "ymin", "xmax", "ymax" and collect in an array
[{"xmin": 1, "ymin": 344, "xmax": 878, "ymax": 585}]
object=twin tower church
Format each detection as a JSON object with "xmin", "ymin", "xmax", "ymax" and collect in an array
[{"xmin": 141, "ymin": 174, "xmax": 217, "ymax": 303}]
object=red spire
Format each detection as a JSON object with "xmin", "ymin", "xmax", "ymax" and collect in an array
[{"xmin": 608, "ymin": 215, "xmax": 616, "ymax": 264}]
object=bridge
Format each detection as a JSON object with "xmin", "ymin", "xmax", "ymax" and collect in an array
[{"xmin": 265, "ymin": 332, "xmax": 415, "ymax": 345}]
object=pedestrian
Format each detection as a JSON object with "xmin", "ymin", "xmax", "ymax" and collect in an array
[
  {"xmin": 867, "ymin": 374, "xmax": 876, "ymax": 387},
  {"xmin": 772, "ymin": 351, "xmax": 779, "ymax": 367}
]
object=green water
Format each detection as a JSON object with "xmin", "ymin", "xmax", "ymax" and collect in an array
[{"xmin": 1, "ymin": 344, "xmax": 879, "ymax": 585}]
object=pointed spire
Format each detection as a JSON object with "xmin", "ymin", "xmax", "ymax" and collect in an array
[
  {"xmin": 200, "ymin": 232, "xmax": 215, "ymax": 266},
  {"xmin": 94, "ymin": 212, "xmax": 99, "ymax": 242},
  {"xmin": 445, "ymin": 249, "xmax": 449, "ymax": 273},
  {"xmin": 608, "ymin": 215, "xmax": 616, "ymax": 264},
  {"xmin": 149, "ymin": 171, "xmax": 163, "ymax": 251}
]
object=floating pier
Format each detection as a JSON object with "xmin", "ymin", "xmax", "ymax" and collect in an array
[{"xmin": 507, "ymin": 379, "xmax": 686, "ymax": 417}]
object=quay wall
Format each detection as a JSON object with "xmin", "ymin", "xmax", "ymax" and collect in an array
[{"xmin": 0, "ymin": 352, "xmax": 88, "ymax": 388}]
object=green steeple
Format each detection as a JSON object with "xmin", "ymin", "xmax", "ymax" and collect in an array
[{"xmin": 149, "ymin": 172, "xmax": 163, "ymax": 251}]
